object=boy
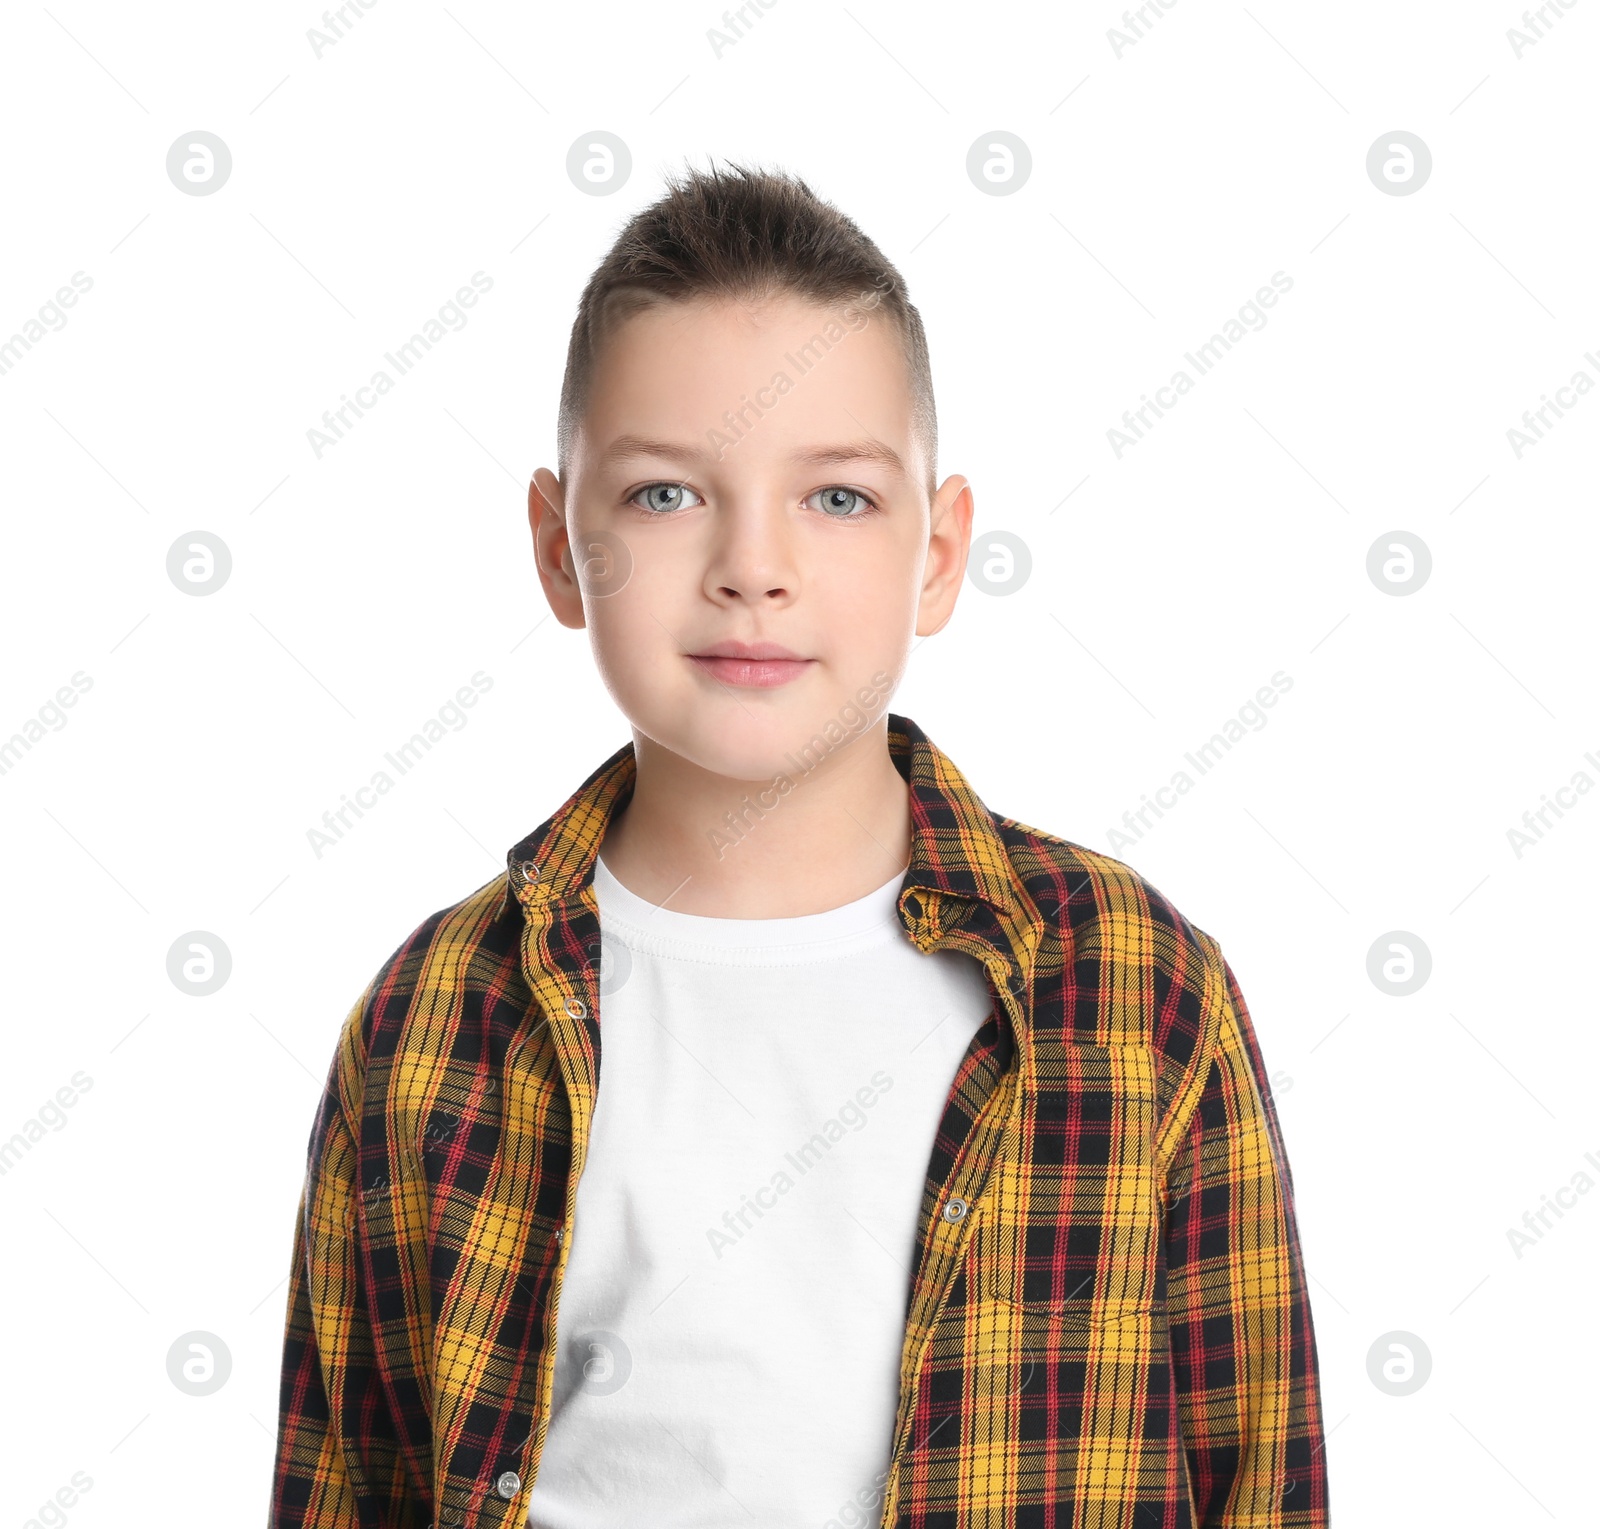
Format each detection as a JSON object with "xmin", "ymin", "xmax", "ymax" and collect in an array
[{"xmin": 270, "ymin": 162, "xmax": 1329, "ymax": 1528}]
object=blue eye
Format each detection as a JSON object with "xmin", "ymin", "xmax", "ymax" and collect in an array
[
  {"xmin": 631, "ymin": 482, "xmax": 703, "ymax": 514},
  {"xmin": 808, "ymin": 487, "xmax": 875, "ymax": 517}
]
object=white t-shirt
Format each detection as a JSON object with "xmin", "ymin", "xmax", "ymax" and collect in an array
[{"xmin": 524, "ymin": 854, "xmax": 994, "ymax": 1528}]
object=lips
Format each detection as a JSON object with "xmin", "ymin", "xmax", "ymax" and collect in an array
[{"xmin": 686, "ymin": 641, "xmax": 815, "ymax": 689}]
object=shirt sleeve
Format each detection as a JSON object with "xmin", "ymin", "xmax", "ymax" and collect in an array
[
  {"xmin": 269, "ymin": 995, "xmax": 410, "ymax": 1528},
  {"xmin": 1162, "ymin": 952, "xmax": 1331, "ymax": 1527}
]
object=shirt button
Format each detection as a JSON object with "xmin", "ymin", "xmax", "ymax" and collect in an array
[
  {"xmin": 564, "ymin": 996, "xmax": 587, "ymax": 1019},
  {"xmin": 495, "ymin": 1470, "xmax": 521, "ymax": 1499},
  {"xmin": 554, "ymin": 1225, "xmax": 564, "ymax": 1244},
  {"xmin": 942, "ymin": 1196, "xmax": 969, "ymax": 1223}
]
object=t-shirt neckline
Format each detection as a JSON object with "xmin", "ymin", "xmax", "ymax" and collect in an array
[{"xmin": 593, "ymin": 854, "xmax": 910, "ymax": 957}]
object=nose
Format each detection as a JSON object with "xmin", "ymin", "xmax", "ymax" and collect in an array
[{"xmin": 703, "ymin": 492, "xmax": 800, "ymax": 605}]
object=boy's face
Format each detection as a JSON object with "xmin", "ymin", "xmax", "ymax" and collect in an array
[{"xmin": 529, "ymin": 291, "xmax": 972, "ymax": 783}]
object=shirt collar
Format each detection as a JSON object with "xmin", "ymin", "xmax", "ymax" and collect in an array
[{"xmin": 501, "ymin": 712, "xmax": 1017, "ymax": 922}]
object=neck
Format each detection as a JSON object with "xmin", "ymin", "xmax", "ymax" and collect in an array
[{"xmin": 597, "ymin": 718, "xmax": 913, "ymax": 918}]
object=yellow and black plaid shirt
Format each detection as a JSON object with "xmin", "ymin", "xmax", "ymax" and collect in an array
[{"xmin": 270, "ymin": 713, "xmax": 1329, "ymax": 1527}]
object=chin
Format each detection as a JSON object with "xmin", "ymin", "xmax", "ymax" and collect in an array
[{"xmin": 642, "ymin": 702, "xmax": 827, "ymax": 784}]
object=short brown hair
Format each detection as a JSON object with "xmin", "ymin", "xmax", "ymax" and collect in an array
[{"xmin": 556, "ymin": 159, "xmax": 938, "ymax": 497}]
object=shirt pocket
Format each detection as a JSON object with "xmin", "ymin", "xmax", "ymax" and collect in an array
[{"xmin": 982, "ymin": 1041, "xmax": 1163, "ymax": 1322}]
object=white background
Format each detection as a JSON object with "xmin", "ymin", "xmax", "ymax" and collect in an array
[{"xmin": 1, "ymin": 1, "xmax": 1596, "ymax": 1524}]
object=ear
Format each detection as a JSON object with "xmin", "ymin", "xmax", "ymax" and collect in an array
[
  {"xmin": 916, "ymin": 473, "xmax": 974, "ymax": 638},
  {"xmin": 529, "ymin": 468, "xmax": 586, "ymax": 630}
]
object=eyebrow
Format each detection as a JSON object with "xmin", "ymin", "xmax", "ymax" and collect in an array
[
  {"xmin": 793, "ymin": 440, "xmax": 907, "ymax": 476},
  {"xmin": 598, "ymin": 434, "xmax": 906, "ymax": 477}
]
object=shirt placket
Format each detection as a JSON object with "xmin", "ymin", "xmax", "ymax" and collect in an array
[
  {"xmin": 878, "ymin": 886, "xmax": 1031, "ymax": 1523},
  {"xmin": 458, "ymin": 862, "xmax": 601, "ymax": 1526}
]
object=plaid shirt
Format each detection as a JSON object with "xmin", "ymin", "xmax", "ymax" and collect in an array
[{"xmin": 270, "ymin": 712, "xmax": 1329, "ymax": 1528}]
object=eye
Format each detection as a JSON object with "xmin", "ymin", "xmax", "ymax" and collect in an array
[
  {"xmin": 629, "ymin": 481, "xmax": 704, "ymax": 514},
  {"xmin": 806, "ymin": 486, "xmax": 878, "ymax": 519}
]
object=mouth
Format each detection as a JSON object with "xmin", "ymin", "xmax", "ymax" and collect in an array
[{"xmin": 685, "ymin": 641, "xmax": 816, "ymax": 689}]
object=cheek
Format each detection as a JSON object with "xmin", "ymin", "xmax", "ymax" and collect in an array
[
  {"xmin": 584, "ymin": 569, "xmax": 684, "ymax": 692},
  {"xmin": 817, "ymin": 529, "xmax": 920, "ymax": 615},
  {"xmin": 575, "ymin": 513, "xmax": 683, "ymax": 612},
  {"xmin": 589, "ymin": 616, "xmax": 662, "ymax": 715},
  {"xmin": 587, "ymin": 590, "xmax": 653, "ymax": 661}
]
